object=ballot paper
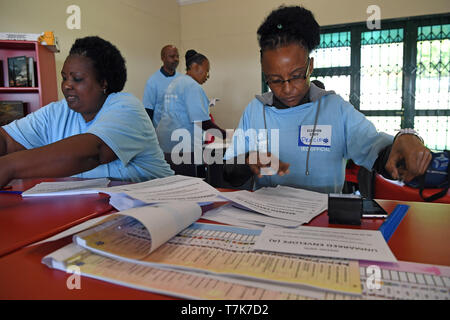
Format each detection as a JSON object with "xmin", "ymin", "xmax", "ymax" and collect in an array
[
  {"xmin": 42, "ymin": 243, "xmax": 325, "ymax": 300},
  {"xmin": 255, "ymin": 226, "xmax": 398, "ymax": 263},
  {"xmin": 98, "ymin": 175, "xmax": 223, "ymax": 205},
  {"xmin": 21, "ymin": 178, "xmax": 110, "ymax": 197},
  {"xmin": 221, "ymin": 185, "xmax": 327, "ymax": 224},
  {"xmin": 73, "ymin": 220, "xmax": 362, "ymax": 295},
  {"xmin": 74, "ymin": 203, "xmax": 202, "ymax": 260},
  {"xmin": 202, "ymin": 203, "xmax": 302, "ymax": 229}
]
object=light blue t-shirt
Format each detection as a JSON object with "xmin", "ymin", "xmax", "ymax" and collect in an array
[
  {"xmin": 3, "ymin": 92, "xmax": 174, "ymax": 182},
  {"xmin": 143, "ymin": 69, "xmax": 180, "ymax": 128},
  {"xmin": 156, "ymin": 74, "xmax": 211, "ymax": 153},
  {"xmin": 224, "ymin": 93, "xmax": 393, "ymax": 193}
]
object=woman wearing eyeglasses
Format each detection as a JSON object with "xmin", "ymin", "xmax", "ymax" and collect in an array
[
  {"xmin": 223, "ymin": 5, "xmax": 431, "ymax": 193},
  {"xmin": 156, "ymin": 49, "xmax": 225, "ymax": 163}
]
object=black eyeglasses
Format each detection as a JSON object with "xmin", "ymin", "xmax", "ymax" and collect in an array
[{"xmin": 265, "ymin": 58, "xmax": 311, "ymax": 88}]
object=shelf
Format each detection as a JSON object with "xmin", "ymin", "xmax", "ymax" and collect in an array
[
  {"xmin": 0, "ymin": 40, "xmax": 37, "ymax": 50},
  {"xmin": 0, "ymin": 40, "xmax": 57, "ymax": 116},
  {"xmin": 0, "ymin": 87, "xmax": 39, "ymax": 93}
]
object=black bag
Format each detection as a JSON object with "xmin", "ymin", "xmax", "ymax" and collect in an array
[{"xmin": 405, "ymin": 150, "xmax": 449, "ymax": 202}]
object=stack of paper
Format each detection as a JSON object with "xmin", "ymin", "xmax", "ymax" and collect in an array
[
  {"xmin": 21, "ymin": 178, "xmax": 110, "ymax": 197},
  {"xmin": 203, "ymin": 204, "xmax": 301, "ymax": 229},
  {"xmin": 43, "ymin": 243, "xmax": 324, "ymax": 300},
  {"xmin": 43, "ymin": 204, "xmax": 364, "ymax": 298},
  {"xmin": 215, "ymin": 185, "xmax": 328, "ymax": 228},
  {"xmin": 98, "ymin": 175, "xmax": 224, "ymax": 211}
]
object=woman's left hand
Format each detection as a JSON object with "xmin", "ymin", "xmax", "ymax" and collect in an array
[{"xmin": 385, "ymin": 134, "xmax": 432, "ymax": 182}]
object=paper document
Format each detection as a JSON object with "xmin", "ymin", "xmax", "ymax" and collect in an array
[
  {"xmin": 255, "ymin": 226, "xmax": 398, "ymax": 263},
  {"xmin": 42, "ymin": 243, "xmax": 324, "ymax": 300},
  {"xmin": 209, "ymin": 97, "xmax": 220, "ymax": 107},
  {"xmin": 203, "ymin": 203, "xmax": 302, "ymax": 229},
  {"xmin": 22, "ymin": 178, "xmax": 110, "ymax": 197},
  {"xmin": 74, "ymin": 203, "xmax": 201, "ymax": 260},
  {"xmin": 98, "ymin": 175, "xmax": 222, "ymax": 204},
  {"xmin": 27, "ymin": 215, "xmax": 111, "ymax": 247},
  {"xmin": 356, "ymin": 260, "xmax": 450, "ymax": 300},
  {"xmin": 221, "ymin": 185, "xmax": 327, "ymax": 224},
  {"xmin": 43, "ymin": 243, "xmax": 450, "ymax": 299},
  {"xmin": 74, "ymin": 220, "xmax": 361, "ymax": 295}
]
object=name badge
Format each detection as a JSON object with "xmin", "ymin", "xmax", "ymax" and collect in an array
[{"xmin": 298, "ymin": 125, "xmax": 332, "ymax": 148}]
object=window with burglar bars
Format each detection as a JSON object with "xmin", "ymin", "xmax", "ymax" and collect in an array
[{"xmin": 263, "ymin": 13, "xmax": 450, "ymax": 151}]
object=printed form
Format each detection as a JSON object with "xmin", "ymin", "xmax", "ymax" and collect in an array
[
  {"xmin": 43, "ymin": 243, "xmax": 323, "ymax": 300},
  {"xmin": 98, "ymin": 175, "xmax": 222, "ymax": 205},
  {"xmin": 221, "ymin": 185, "xmax": 327, "ymax": 224},
  {"xmin": 21, "ymin": 178, "xmax": 110, "ymax": 197},
  {"xmin": 255, "ymin": 226, "xmax": 398, "ymax": 263},
  {"xmin": 74, "ymin": 219, "xmax": 361, "ymax": 295}
]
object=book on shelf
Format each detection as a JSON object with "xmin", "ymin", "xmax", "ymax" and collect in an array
[
  {"xmin": 27, "ymin": 57, "xmax": 37, "ymax": 87},
  {"xmin": 0, "ymin": 60, "xmax": 3, "ymax": 87},
  {"xmin": 0, "ymin": 101, "xmax": 26, "ymax": 125},
  {"xmin": 8, "ymin": 56, "xmax": 29, "ymax": 87},
  {"xmin": 6, "ymin": 56, "xmax": 37, "ymax": 87},
  {"xmin": 0, "ymin": 32, "xmax": 42, "ymax": 42}
]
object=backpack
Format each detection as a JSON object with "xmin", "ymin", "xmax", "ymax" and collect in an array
[{"xmin": 405, "ymin": 150, "xmax": 449, "ymax": 202}]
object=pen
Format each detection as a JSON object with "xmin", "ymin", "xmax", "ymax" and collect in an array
[
  {"xmin": 0, "ymin": 190, "xmax": 22, "ymax": 195},
  {"xmin": 362, "ymin": 214, "xmax": 388, "ymax": 218},
  {"xmin": 378, "ymin": 204, "xmax": 409, "ymax": 241}
]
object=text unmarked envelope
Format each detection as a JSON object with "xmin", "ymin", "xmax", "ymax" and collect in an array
[{"xmin": 254, "ymin": 226, "xmax": 398, "ymax": 263}]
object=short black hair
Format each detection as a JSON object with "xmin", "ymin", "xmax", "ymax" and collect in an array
[
  {"xmin": 69, "ymin": 36, "xmax": 127, "ymax": 94},
  {"xmin": 185, "ymin": 49, "xmax": 207, "ymax": 70},
  {"xmin": 257, "ymin": 5, "xmax": 320, "ymax": 53},
  {"xmin": 312, "ymin": 79, "xmax": 325, "ymax": 89}
]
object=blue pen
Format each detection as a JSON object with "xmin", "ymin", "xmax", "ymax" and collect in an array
[
  {"xmin": 0, "ymin": 190, "xmax": 23, "ymax": 195},
  {"xmin": 379, "ymin": 204, "xmax": 409, "ymax": 241},
  {"xmin": 380, "ymin": 205, "xmax": 408, "ymax": 240}
]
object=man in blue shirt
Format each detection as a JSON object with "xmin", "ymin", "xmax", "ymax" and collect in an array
[{"xmin": 143, "ymin": 45, "xmax": 181, "ymax": 128}]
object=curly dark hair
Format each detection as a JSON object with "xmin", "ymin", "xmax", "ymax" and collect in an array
[
  {"xmin": 257, "ymin": 5, "xmax": 320, "ymax": 54},
  {"xmin": 185, "ymin": 49, "xmax": 207, "ymax": 70},
  {"xmin": 69, "ymin": 36, "xmax": 127, "ymax": 94}
]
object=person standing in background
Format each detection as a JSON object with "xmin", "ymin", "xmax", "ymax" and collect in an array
[
  {"xmin": 156, "ymin": 50, "xmax": 226, "ymax": 173},
  {"xmin": 143, "ymin": 45, "xmax": 180, "ymax": 128}
]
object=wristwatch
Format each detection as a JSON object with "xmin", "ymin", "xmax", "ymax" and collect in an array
[{"xmin": 394, "ymin": 128, "xmax": 424, "ymax": 143}]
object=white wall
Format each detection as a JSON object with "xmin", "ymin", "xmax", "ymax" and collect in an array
[{"xmin": 0, "ymin": 0, "xmax": 181, "ymax": 101}]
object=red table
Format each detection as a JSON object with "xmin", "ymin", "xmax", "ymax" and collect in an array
[
  {"xmin": 0, "ymin": 178, "xmax": 113, "ymax": 257},
  {"xmin": 0, "ymin": 179, "xmax": 449, "ymax": 299}
]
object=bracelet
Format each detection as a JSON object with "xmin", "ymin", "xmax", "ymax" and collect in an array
[{"xmin": 394, "ymin": 128, "xmax": 424, "ymax": 143}]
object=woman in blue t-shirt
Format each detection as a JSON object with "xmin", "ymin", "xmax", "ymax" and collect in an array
[
  {"xmin": 156, "ymin": 49, "xmax": 225, "ymax": 161},
  {"xmin": 0, "ymin": 36, "xmax": 173, "ymax": 187},
  {"xmin": 223, "ymin": 5, "xmax": 431, "ymax": 193}
]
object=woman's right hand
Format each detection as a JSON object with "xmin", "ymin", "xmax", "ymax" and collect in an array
[{"xmin": 246, "ymin": 151, "xmax": 290, "ymax": 178}]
